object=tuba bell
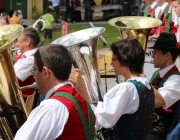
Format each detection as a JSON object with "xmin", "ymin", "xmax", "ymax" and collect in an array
[
  {"xmin": 108, "ymin": 16, "xmax": 162, "ymax": 52},
  {"xmin": 51, "ymin": 27, "xmax": 106, "ymax": 102},
  {"xmin": 0, "ymin": 24, "xmax": 28, "ymax": 140}
]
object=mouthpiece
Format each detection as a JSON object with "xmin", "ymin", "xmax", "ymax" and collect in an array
[
  {"xmin": 144, "ymin": 60, "xmax": 154, "ymax": 64},
  {"xmin": 99, "ymin": 67, "xmax": 115, "ymax": 74},
  {"xmin": 19, "ymin": 82, "xmax": 37, "ymax": 90}
]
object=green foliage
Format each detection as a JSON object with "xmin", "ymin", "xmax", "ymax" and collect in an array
[
  {"xmin": 32, "ymin": 6, "xmax": 44, "ymax": 19},
  {"xmin": 39, "ymin": 24, "xmax": 121, "ymax": 49}
]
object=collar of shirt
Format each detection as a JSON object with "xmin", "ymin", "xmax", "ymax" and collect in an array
[
  {"xmin": 45, "ymin": 81, "xmax": 72, "ymax": 99},
  {"xmin": 127, "ymin": 77, "xmax": 151, "ymax": 89},
  {"xmin": 160, "ymin": 2, "xmax": 168, "ymax": 12},
  {"xmin": 21, "ymin": 48, "xmax": 38, "ymax": 58},
  {"xmin": 150, "ymin": 1, "xmax": 158, "ymax": 9},
  {"xmin": 159, "ymin": 64, "xmax": 175, "ymax": 78}
]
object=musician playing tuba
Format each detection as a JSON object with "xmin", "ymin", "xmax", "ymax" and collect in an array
[
  {"xmin": 14, "ymin": 44, "xmax": 95, "ymax": 140},
  {"xmin": 70, "ymin": 38, "xmax": 155, "ymax": 140},
  {"xmin": 13, "ymin": 27, "xmax": 40, "ymax": 105}
]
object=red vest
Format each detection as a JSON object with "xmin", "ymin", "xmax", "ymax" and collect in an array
[
  {"xmin": 49, "ymin": 84, "xmax": 95, "ymax": 140},
  {"xmin": 152, "ymin": 66, "xmax": 179, "ymax": 113},
  {"xmin": 18, "ymin": 75, "xmax": 37, "ymax": 99}
]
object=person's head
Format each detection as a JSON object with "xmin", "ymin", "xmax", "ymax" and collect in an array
[
  {"xmin": 2, "ymin": 12, "xmax": 7, "ymax": 20},
  {"xmin": 148, "ymin": 32, "xmax": 180, "ymax": 69},
  {"xmin": 13, "ymin": 11, "xmax": 19, "ymax": 17},
  {"xmin": 47, "ymin": 7, "xmax": 54, "ymax": 13},
  {"xmin": 110, "ymin": 38, "xmax": 145, "ymax": 78},
  {"xmin": 18, "ymin": 10, "xmax": 22, "ymax": 14},
  {"xmin": 173, "ymin": 0, "xmax": 180, "ymax": 16},
  {"xmin": 61, "ymin": 17, "xmax": 68, "ymax": 24},
  {"xmin": 17, "ymin": 27, "xmax": 40, "ymax": 54},
  {"xmin": 33, "ymin": 44, "xmax": 72, "ymax": 95},
  {"xmin": 9, "ymin": 10, "xmax": 14, "ymax": 18}
]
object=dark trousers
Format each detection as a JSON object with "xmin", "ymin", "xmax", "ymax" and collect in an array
[
  {"xmin": 84, "ymin": 4, "xmax": 91, "ymax": 21},
  {"xmin": 64, "ymin": 4, "xmax": 74, "ymax": 23},
  {"xmin": 54, "ymin": 5, "xmax": 59, "ymax": 23}
]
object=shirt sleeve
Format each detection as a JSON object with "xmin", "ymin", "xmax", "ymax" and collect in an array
[
  {"xmin": 14, "ymin": 56, "xmax": 34, "ymax": 82},
  {"xmin": 14, "ymin": 99, "xmax": 69, "ymax": 140},
  {"xmin": 155, "ymin": 7, "xmax": 161, "ymax": 19},
  {"xmin": 158, "ymin": 75, "xmax": 180, "ymax": 109},
  {"xmin": 94, "ymin": 82, "xmax": 139, "ymax": 130}
]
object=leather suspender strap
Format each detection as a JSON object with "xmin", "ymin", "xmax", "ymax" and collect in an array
[{"xmin": 53, "ymin": 92, "xmax": 94, "ymax": 140}]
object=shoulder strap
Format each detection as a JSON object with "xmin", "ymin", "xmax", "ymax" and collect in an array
[
  {"xmin": 144, "ymin": 6, "xmax": 149, "ymax": 17},
  {"xmin": 150, "ymin": 69, "xmax": 160, "ymax": 83},
  {"xmin": 53, "ymin": 92, "xmax": 94, "ymax": 140},
  {"xmin": 159, "ymin": 71, "xmax": 180, "ymax": 88},
  {"xmin": 164, "ymin": 6, "xmax": 173, "ymax": 32}
]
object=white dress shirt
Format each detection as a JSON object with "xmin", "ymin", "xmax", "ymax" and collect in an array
[
  {"xmin": 14, "ymin": 82, "xmax": 71, "ymax": 140},
  {"xmin": 94, "ymin": 77, "xmax": 151, "ymax": 131},
  {"xmin": 157, "ymin": 64, "xmax": 180, "ymax": 109},
  {"xmin": 14, "ymin": 48, "xmax": 38, "ymax": 82},
  {"xmin": 174, "ymin": 13, "xmax": 180, "ymax": 42},
  {"xmin": 150, "ymin": 1, "xmax": 158, "ymax": 10},
  {"xmin": 155, "ymin": 2, "xmax": 168, "ymax": 18}
]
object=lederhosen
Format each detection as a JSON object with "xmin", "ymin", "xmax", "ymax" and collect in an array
[
  {"xmin": 114, "ymin": 80, "xmax": 154, "ymax": 140},
  {"xmin": 148, "ymin": 66, "xmax": 180, "ymax": 139}
]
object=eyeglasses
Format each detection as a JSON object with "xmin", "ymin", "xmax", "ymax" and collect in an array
[
  {"xmin": 111, "ymin": 58, "xmax": 118, "ymax": 62},
  {"xmin": 31, "ymin": 67, "xmax": 39, "ymax": 75}
]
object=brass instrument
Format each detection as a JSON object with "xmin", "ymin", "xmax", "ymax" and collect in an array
[
  {"xmin": 99, "ymin": 59, "xmax": 154, "ymax": 75},
  {"xmin": 32, "ymin": 16, "xmax": 45, "ymax": 31},
  {"xmin": 19, "ymin": 82, "xmax": 37, "ymax": 90},
  {"xmin": 0, "ymin": 24, "xmax": 27, "ymax": 140},
  {"xmin": 108, "ymin": 16, "xmax": 162, "ymax": 52},
  {"xmin": 51, "ymin": 27, "xmax": 106, "ymax": 102},
  {"xmin": 145, "ymin": 60, "xmax": 154, "ymax": 64}
]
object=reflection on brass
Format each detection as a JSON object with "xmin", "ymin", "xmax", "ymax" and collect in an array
[
  {"xmin": 51, "ymin": 27, "xmax": 106, "ymax": 102},
  {"xmin": 115, "ymin": 21, "xmax": 127, "ymax": 27},
  {"xmin": 108, "ymin": 16, "xmax": 162, "ymax": 51},
  {"xmin": 0, "ymin": 24, "xmax": 26, "ymax": 140}
]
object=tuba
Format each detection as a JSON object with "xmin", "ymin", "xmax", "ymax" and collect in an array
[
  {"xmin": 51, "ymin": 27, "xmax": 106, "ymax": 103},
  {"xmin": 108, "ymin": 16, "xmax": 162, "ymax": 52},
  {"xmin": 0, "ymin": 24, "xmax": 28, "ymax": 140}
]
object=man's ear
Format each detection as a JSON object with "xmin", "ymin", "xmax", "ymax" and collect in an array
[
  {"xmin": 42, "ymin": 66, "xmax": 51, "ymax": 79},
  {"xmin": 26, "ymin": 38, "xmax": 31, "ymax": 46}
]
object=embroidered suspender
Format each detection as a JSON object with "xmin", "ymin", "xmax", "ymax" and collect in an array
[
  {"xmin": 164, "ymin": 5, "xmax": 173, "ymax": 32},
  {"xmin": 150, "ymin": 70, "xmax": 180, "ymax": 88},
  {"xmin": 53, "ymin": 92, "xmax": 94, "ymax": 140}
]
